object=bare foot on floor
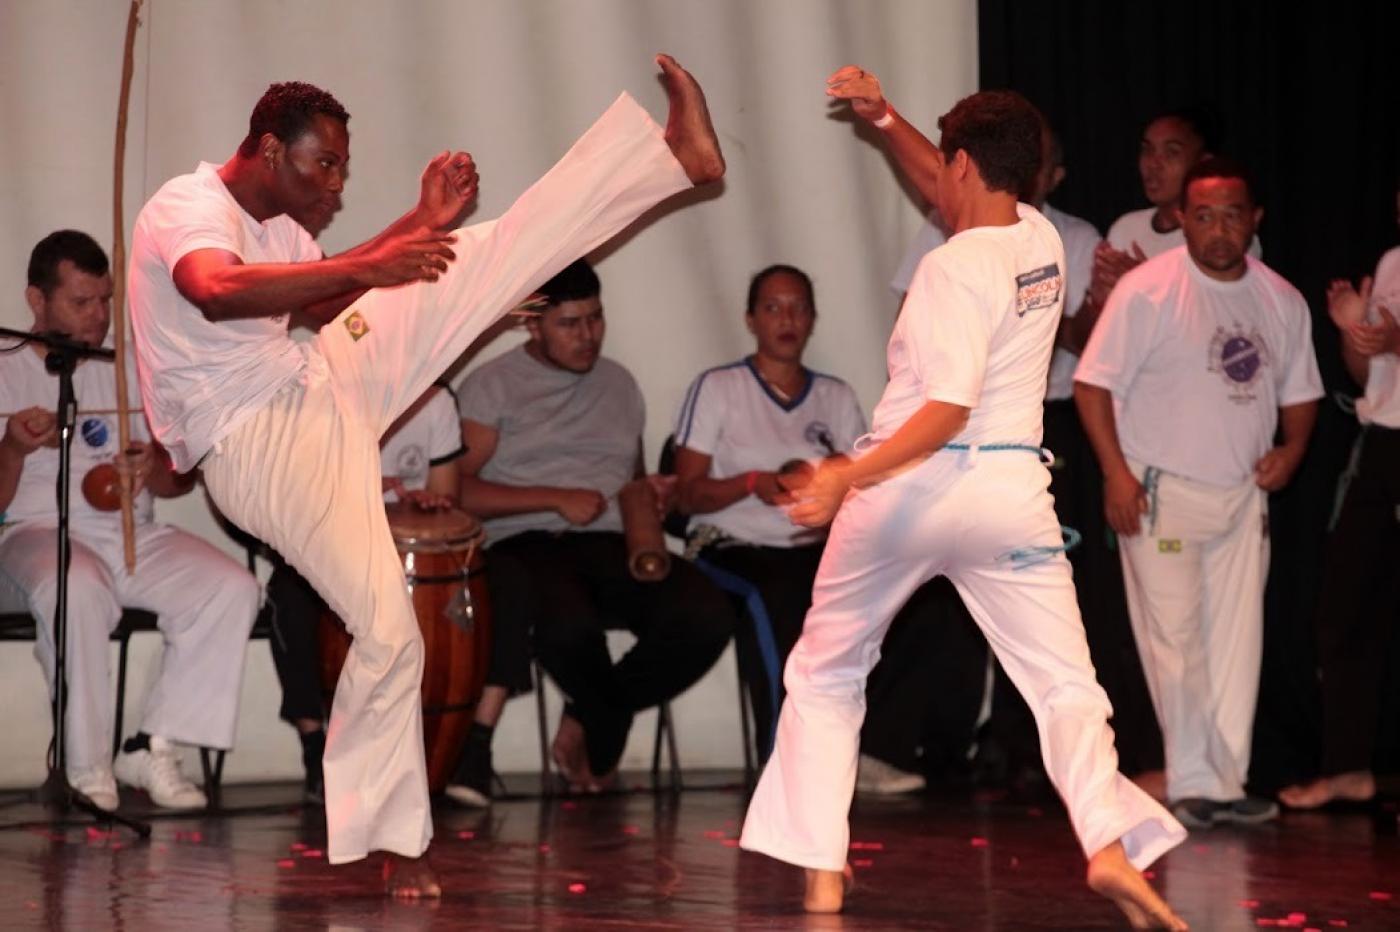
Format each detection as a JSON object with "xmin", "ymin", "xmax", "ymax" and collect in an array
[
  {"xmin": 655, "ymin": 53, "xmax": 726, "ymax": 185},
  {"xmin": 1279, "ymin": 770, "xmax": 1376, "ymax": 809},
  {"xmin": 383, "ymin": 852, "xmax": 442, "ymax": 900},
  {"xmin": 551, "ymin": 713, "xmax": 596, "ymax": 791},
  {"xmin": 1087, "ymin": 842, "xmax": 1187, "ymax": 930},
  {"xmin": 803, "ymin": 863, "xmax": 855, "ymax": 913}
]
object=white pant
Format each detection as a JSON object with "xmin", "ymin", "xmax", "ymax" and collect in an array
[
  {"xmin": 0, "ymin": 520, "xmax": 260, "ymax": 772},
  {"xmin": 203, "ymin": 93, "xmax": 690, "ymax": 865},
  {"xmin": 1119, "ymin": 461, "xmax": 1268, "ymax": 802},
  {"xmin": 740, "ymin": 447, "xmax": 1185, "ymax": 871}
]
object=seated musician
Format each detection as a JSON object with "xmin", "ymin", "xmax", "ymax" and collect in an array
[
  {"xmin": 444, "ymin": 258, "xmax": 734, "ymax": 805},
  {"xmin": 262, "ymin": 381, "xmax": 464, "ymax": 801},
  {"xmin": 0, "ymin": 230, "xmax": 260, "ymax": 811},
  {"xmin": 670, "ymin": 264, "xmax": 866, "ymax": 759}
]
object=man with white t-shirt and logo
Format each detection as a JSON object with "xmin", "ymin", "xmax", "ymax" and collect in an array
[
  {"xmin": 0, "ymin": 230, "xmax": 260, "ymax": 813},
  {"xmin": 741, "ymin": 68, "xmax": 1187, "ymax": 928},
  {"xmin": 1279, "ymin": 184, "xmax": 1400, "ymax": 811},
  {"xmin": 1076, "ymin": 157, "xmax": 1323, "ymax": 830},
  {"xmin": 126, "ymin": 59, "xmax": 726, "ymax": 897}
]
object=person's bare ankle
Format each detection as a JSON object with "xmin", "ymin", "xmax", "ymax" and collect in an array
[
  {"xmin": 383, "ymin": 851, "xmax": 442, "ymax": 900},
  {"xmin": 655, "ymin": 53, "xmax": 725, "ymax": 185}
]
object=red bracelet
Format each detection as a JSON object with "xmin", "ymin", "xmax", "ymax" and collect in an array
[{"xmin": 744, "ymin": 470, "xmax": 760, "ymax": 495}]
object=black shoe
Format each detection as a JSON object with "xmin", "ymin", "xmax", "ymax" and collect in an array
[
  {"xmin": 1170, "ymin": 797, "xmax": 1222, "ymax": 829},
  {"xmin": 1216, "ymin": 796, "xmax": 1279, "ymax": 825},
  {"xmin": 445, "ymin": 741, "xmax": 493, "ymax": 808}
]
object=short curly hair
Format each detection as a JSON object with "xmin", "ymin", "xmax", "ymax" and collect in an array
[
  {"xmin": 237, "ymin": 81, "xmax": 350, "ymax": 158},
  {"xmin": 937, "ymin": 90, "xmax": 1045, "ymax": 197}
]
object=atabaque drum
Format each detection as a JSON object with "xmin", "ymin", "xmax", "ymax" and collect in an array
[{"xmin": 318, "ymin": 504, "xmax": 493, "ymax": 793}]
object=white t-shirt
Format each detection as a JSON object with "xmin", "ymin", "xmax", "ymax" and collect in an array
[
  {"xmin": 673, "ymin": 359, "xmax": 867, "ymax": 547},
  {"xmin": 0, "ymin": 347, "xmax": 154, "ymax": 529},
  {"xmin": 893, "ymin": 204, "xmax": 1098, "ymax": 402},
  {"xmin": 459, "ymin": 346, "xmax": 644, "ymax": 543},
  {"xmin": 1075, "ymin": 248, "xmax": 1323, "ymax": 487},
  {"xmin": 871, "ymin": 203, "xmax": 1065, "ymax": 449},
  {"xmin": 380, "ymin": 385, "xmax": 465, "ymax": 503},
  {"xmin": 128, "ymin": 162, "xmax": 323, "ymax": 472},
  {"xmin": 1356, "ymin": 246, "xmax": 1400, "ymax": 428},
  {"xmin": 1107, "ymin": 206, "xmax": 1262, "ymax": 261}
]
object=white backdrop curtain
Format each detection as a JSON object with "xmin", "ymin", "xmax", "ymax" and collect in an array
[{"xmin": 0, "ymin": 0, "xmax": 976, "ymax": 784}]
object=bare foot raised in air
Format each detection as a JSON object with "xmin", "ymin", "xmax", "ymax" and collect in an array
[
  {"xmin": 383, "ymin": 851, "xmax": 442, "ymax": 900},
  {"xmin": 655, "ymin": 53, "xmax": 725, "ymax": 185},
  {"xmin": 1087, "ymin": 842, "xmax": 1187, "ymax": 930},
  {"xmin": 803, "ymin": 863, "xmax": 855, "ymax": 913}
]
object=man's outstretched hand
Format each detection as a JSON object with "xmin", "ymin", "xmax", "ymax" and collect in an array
[{"xmin": 417, "ymin": 150, "xmax": 479, "ymax": 231}]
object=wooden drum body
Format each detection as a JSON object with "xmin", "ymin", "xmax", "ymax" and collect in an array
[{"xmin": 318, "ymin": 505, "xmax": 493, "ymax": 793}]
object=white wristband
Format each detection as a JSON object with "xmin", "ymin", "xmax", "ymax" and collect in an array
[{"xmin": 872, "ymin": 107, "xmax": 895, "ymax": 129}]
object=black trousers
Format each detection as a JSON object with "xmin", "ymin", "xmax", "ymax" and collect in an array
[
  {"xmin": 263, "ymin": 555, "xmax": 326, "ymax": 725},
  {"xmin": 698, "ymin": 542, "xmax": 824, "ymax": 755},
  {"xmin": 494, "ymin": 530, "xmax": 735, "ymax": 775},
  {"xmin": 1315, "ymin": 426, "xmax": 1400, "ymax": 776}
]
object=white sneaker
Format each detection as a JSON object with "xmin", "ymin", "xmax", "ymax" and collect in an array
[
  {"xmin": 114, "ymin": 736, "xmax": 208, "ymax": 810},
  {"xmin": 856, "ymin": 753, "xmax": 927, "ymax": 796},
  {"xmin": 68, "ymin": 765, "xmax": 119, "ymax": 812}
]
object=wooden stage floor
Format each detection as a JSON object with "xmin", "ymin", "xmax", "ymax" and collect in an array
[{"xmin": 0, "ymin": 774, "xmax": 1396, "ymax": 930}]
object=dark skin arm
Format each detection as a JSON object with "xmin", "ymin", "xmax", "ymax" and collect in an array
[
  {"xmin": 175, "ymin": 151, "xmax": 478, "ymax": 323},
  {"xmin": 672, "ymin": 445, "xmax": 788, "ymax": 514},
  {"xmin": 1074, "ymin": 382, "xmax": 1149, "ymax": 536}
]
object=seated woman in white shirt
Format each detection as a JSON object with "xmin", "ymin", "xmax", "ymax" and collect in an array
[{"xmin": 671, "ymin": 265, "xmax": 867, "ymax": 759}]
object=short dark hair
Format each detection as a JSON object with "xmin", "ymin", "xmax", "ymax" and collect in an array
[
  {"xmin": 237, "ymin": 81, "xmax": 350, "ymax": 158},
  {"xmin": 1148, "ymin": 105, "xmax": 1221, "ymax": 154},
  {"xmin": 27, "ymin": 230, "xmax": 109, "ymax": 296},
  {"xmin": 746, "ymin": 264, "xmax": 815, "ymax": 315},
  {"xmin": 1180, "ymin": 155, "xmax": 1258, "ymax": 208},
  {"xmin": 937, "ymin": 90, "xmax": 1045, "ymax": 196},
  {"xmin": 539, "ymin": 259, "xmax": 601, "ymax": 306}
]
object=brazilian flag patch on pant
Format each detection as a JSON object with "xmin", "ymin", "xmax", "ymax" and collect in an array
[{"xmin": 344, "ymin": 311, "xmax": 370, "ymax": 341}]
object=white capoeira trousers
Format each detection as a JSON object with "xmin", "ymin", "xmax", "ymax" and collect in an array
[
  {"xmin": 202, "ymin": 93, "xmax": 690, "ymax": 865},
  {"xmin": 740, "ymin": 446, "xmax": 1186, "ymax": 871},
  {"xmin": 1119, "ymin": 460, "xmax": 1268, "ymax": 803},
  {"xmin": 0, "ymin": 521, "xmax": 260, "ymax": 772}
]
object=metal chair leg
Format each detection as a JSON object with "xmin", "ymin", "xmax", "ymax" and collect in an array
[
  {"xmin": 112, "ymin": 632, "xmax": 131, "ymax": 759},
  {"xmin": 533, "ymin": 660, "xmax": 553, "ymax": 797}
]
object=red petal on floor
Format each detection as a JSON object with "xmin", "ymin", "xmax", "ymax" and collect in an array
[
  {"xmin": 622, "ymin": 826, "xmax": 640, "ymax": 835},
  {"xmin": 301, "ymin": 849, "xmax": 322, "ymax": 859},
  {"xmin": 852, "ymin": 859, "xmax": 874, "ymax": 868},
  {"xmin": 457, "ymin": 831, "xmax": 475, "ymax": 840},
  {"xmin": 1369, "ymin": 892, "xmax": 1392, "ymax": 901},
  {"xmin": 850, "ymin": 841, "xmax": 885, "ymax": 851},
  {"xmin": 276, "ymin": 859, "xmax": 295, "ymax": 869},
  {"xmin": 538, "ymin": 844, "xmax": 550, "ymax": 853},
  {"xmin": 568, "ymin": 883, "xmax": 586, "ymax": 894},
  {"xmin": 290, "ymin": 842, "xmax": 308, "ymax": 851},
  {"xmin": 1242, "ymin": 900, "xmax": 1261, "ymax": 909},
  {"xmin": 970, "ymin": 838, "xmax": 988, "ymax": 848}
]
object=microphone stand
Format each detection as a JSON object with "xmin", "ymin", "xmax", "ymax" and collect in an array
[{"xmin": 0, "ymin": 326, "xmax": 150, "ymax": 838}]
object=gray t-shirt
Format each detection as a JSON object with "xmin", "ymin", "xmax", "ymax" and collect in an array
[{"xmin": 458, "ymin": 345, "xmax": 644, "ymax": 543}]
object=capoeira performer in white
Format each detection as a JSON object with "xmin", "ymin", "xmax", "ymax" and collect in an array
[
  {"xmin": 0, "ymin": 230, "xmax": 261, "ymax": 813},
  {"xmin": 1075, "ymin": 157, "xmax": 1322, "ymax": 829},
  {"xmin": 127, "ymin": 55, "xmax": 724, "ymax": 896},
  {"xmin": 739, "ymin": 68, "xmax": 1188, "ymax": 929}
]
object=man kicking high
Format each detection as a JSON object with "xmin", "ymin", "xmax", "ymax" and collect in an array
[
  {"xmin": 738, "ymin": 67, "xmax": 1187, "ymax": 929},
  {"xmin": 127, "ymin": 54, "xmax": 723, "ymax": 897}
]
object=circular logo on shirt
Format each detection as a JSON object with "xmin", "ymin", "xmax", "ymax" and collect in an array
[
  {"xmin": 80, "ymin": 418, "xmax": 110, "ymax": 449},
  {"xmin": 1220, "ymin": 336, "xmax": 1261, "ymax": 383},
  {"xmin": 1207, "ymin": 325, "xmax": 1270, "ymax": 404}
]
